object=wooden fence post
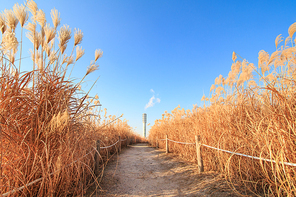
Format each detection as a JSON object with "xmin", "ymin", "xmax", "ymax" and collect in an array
[
  {"xmin": 166, "ymin": 135, "xmax": 168, "ymax": 154},
  {"xmin": 126, "ymin": 137, "xmax": 128, "ymax": 147},
  {"xmin": 118, "ymin": 136, "xmax": 121, "ymax": 153},
  {"xmin": 95, "ymin": 140, "xmax": 101, "ymax": 176},
  {"xmin": 156, "ymin": 138, "xmax": 159, "ymax": 149},
  {"xmin": 195, "ymin": 135, "xmax": 204, "ymax": 173}
]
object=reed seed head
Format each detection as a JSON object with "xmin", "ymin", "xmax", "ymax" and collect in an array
[
  {"xmin": 232, "ymin": 51, "xmax": 237, "ymax": 62},
  {"xmin": 275, "ymin": 34, "xmax": 283, "ymax": 49},
  {"xmin": 95, "ymin": 49, "xmax": 103, "ymax": 61},
  {"xmin": 288, "ymin": 22, "xmax": 296, "ymax": 38},
  {"xmin": 2, "ymin": 28, "xmax": 18, "ymax": 52},
  {"xmin": 74, "ymin": 28, "xmax": 83, "ymax": 46},
  {"xmin": 210, "ymin": 84, "xmax": 215, "ymax": 92},
  {"xmin": 36, "ymin": 9, "xmax": 46, "ymax": 28},
  {"xmin": 58, "ymin": 24, "xmax": 71, "ymax": 49},
  {"xmin": 44, "ymin": 23, "xmax": 55, "ymax": 43},
  {"xmin": 86, "ymin": 61, "xmax": 99, "ymax": 75},
  {"xmin": 48, "ymin": 49, "xmax": 57, "ymax": 64},
  {"xmin": 66, "ymin": 55, "xmax": 74, "ymax": 66},
  {"xmin": 13, "ymin": 3, "xmax": 28, "ymax": 27},
  {"xmin": 26, "ymin": 21, "xmax": 36, "ymax": 34},
  {"xmin": 75, "ymin": 46, "xmax": 84, "ymax": 61},
  {"xmin": 27, "ymin": 31, "xmax": 41, "ymax": 50},
  {"xmin": 3, "ymin": 9, "xmax": 18, "ymax": 31},
  {"xmin": 285, "ymin": 36, "xmax": 291, "ymax": 47},
  {"xmin": 60, "ymin": 44, "xmax": 66, "ymax": 54},
  {"xmin": 27, "ymin": 0, "xmax": 38, "ymax": 17},
  {"xmin": 0, "ymin": 14, "xmax": 6, "ymax": 34},
  {"xmin": 201, "ymin": 95, "xmax": 206, "ymax": 101},
  {"xmin": 50, "ymin": 8, "xmax": 60, "ymax": 29}
]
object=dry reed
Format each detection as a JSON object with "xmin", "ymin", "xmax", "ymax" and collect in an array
[
  {"xmin": 0, "ymin": 1, "xmax": 139, "ymax": 196},
  {"xmin": 149, "ymin": 23, "xmax": 296, "ymax": 196}
]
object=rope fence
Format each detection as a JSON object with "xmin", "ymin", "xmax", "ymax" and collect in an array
[
  {"xmin": 157, "ymin": 135, "xmax": 296, "ymax": 172},
  {"xmin": 2, "ymin": 136, "xmax": 130, "ymax": 196},
  {"xmin": 201, "ymin": 143, "xmax": 296, "ymax": 167},
  {"xmin": 167, "ymin": 139, "xmax": 196, "ymax": 145},
  {"xmin": 100, "ymin": 140, "xmax": 120, "ymax": 149}
]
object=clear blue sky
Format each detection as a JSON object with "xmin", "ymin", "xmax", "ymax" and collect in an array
[{"xmin": 2, "ymin": 0, "xmax": 296, "ymax": 136}]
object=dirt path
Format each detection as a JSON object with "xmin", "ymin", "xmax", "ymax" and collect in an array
[{"xmin": 87, "ymin": 143, "xmax": 250, "ymax": 197}]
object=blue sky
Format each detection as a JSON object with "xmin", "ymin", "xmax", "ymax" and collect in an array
[{"xmin": 2, "ymin": 0, "xmax": 296, "ymax": 136}]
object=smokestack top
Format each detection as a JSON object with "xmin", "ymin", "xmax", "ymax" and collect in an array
[{"xmin": 142, "ymin": 113, "xmax": 147, "ymax": 123}]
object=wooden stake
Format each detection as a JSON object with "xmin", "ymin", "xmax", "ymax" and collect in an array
[
  {"xmin": 166, "ymin": 135, "xmax": 168, "ymax": 154},
  {"xmin": 95, "ymin": 140, "xmax": 101, "ymax": 176},
  {"xmin": 118, "ymin": 136, "xmax": 121, "ymax": 153},
  {"xmin": 195, "ymin": 135, "xmax": 204, "ymax": 173}
]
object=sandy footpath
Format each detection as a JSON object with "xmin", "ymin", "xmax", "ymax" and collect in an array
[{"xmin": 87, "ymin": 143, "xmax": 250, "ymax": 197}]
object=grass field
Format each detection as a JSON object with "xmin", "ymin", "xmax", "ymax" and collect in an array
[
  {"xmin": 149, "ymin": 24, "xmax": 296, "ymax": 196},
  {"xmin": 0, "ymin": 1, "xmax": 142, "ymax": 196},
  {"xmin": 1, "ymin": 1, "xmax": 296, "ymax": 196}
]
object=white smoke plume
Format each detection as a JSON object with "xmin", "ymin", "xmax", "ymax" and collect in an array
[{"xmin": 145, "ymin": 89, "xmax": 160, "ymax": 110}]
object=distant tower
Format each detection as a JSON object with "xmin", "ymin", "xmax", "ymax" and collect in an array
[{"xmin": 142, "ymin": 113, "xmax": 147, "ymax": 138}]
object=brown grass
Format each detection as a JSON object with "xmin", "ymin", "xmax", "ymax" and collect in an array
[
  {"xmin": 149, "ymin": 24, "xmax": 296, "ymax": 196},
  {"xmin": 0, "ymin": 1, "xmax": 140, "ymax": 196}
]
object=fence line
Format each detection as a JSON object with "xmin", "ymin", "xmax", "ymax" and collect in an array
[
  {"xmin": 100, "ymin": 140, "xmax": 120, "ymax": 149},
  {"xmin": 2, "ymin": 137, "xmax": 128, "ymax": 196},
  {"xmin": 167, "ymin": 139, "xmax": 196, "ymax": 145},
  {"xmin": 158, "ymin": 137, "xmax": 296, "ymax": 167},
  {"xmin": 201, "ymin": 144, "xmax": 296, "ymax": 167}
]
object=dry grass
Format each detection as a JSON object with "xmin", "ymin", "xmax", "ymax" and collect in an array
[
  {"xmin": 149, "ymin": 23, "xmax": 296, "ymax": 196},
  {"xmin": 0, "ymin": 1, "xmax": 140, "ymax": 196}
]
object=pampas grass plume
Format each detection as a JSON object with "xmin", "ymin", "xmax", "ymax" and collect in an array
[
  {"xmin": 288, "ymin": 22, "xmax": 296, "ymax": 39},
  {"xmin": 3, "ymin": 9, "xmax": 18, "ymax": 31},
  {"xmin": 74, "ymin": 28, "xmax": 83, "ymax": 46},
  {"xmin": 13, "ymin": 3, "xmax": 28, "ymax": 27},
  {"xmin": 75, "ymin": 46, "xmax": 84, "ymax": 61},
  {"xmin": 27, "ymin": 0, "xmax": 38, "ymax": 17},
  {"xmin": 95, "ymin": 49, "xmax": 103, "ymax": 61},
  {"xmin": 36, "ymin": 9, "xmax": 46, "ymax": 28},
  {"xmin": 51, "ymin": 8, "xmax": 60, "ymax": 29},
  {"xmin": 86, "ymin": 62, "xmax": 99, "ymax": 75},
  {"xmin": 275, "ymin": 34, "xmax": 283, "ymax": 49},
  {"xmin": 58, "ymin": 24, "xmax": 71, "ymax": 48}
]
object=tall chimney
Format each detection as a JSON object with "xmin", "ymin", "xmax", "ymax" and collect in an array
[{"xmin": 142, "ymin": 113, "xmax": 147, "ymax": 138}]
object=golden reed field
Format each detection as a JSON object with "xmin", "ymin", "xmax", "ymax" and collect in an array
[
  {"xmin": 0, "ymin": 1, "xmax": 144, "ymax": 196},
  {"xmin": 149, "ymin": 24, "xmax": 296, "ymax": 196}
]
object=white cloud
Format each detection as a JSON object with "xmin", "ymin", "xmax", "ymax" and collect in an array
[
  {"xmin": 145, "ymin": 96, "xmax": 155, "ymax": 109},
  {"xmin": 156, "ymin": 98, "xmax": 161, "ymax": 103},
  {"xmin": 145, "ymin": 90, "xmax": 160, "ymax": 110}
]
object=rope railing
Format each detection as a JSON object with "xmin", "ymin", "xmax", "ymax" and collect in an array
[
  {"xmin": 157, "ymin": 137, "xmax": 296, "ymax": 167},
  {"xmin": 2, "ymin": 136, "xmax": 129, "ymax": 196},
  {"xmin": 100, "ymin": 140, "xmax": 120, "ymax": 149},
  {"xmin": 201, "ymin": 144, "xmax": 296, "ymax": 167},
  {"xmin": 167, "ymin": 139, "xmax": 195, "ymax": 145}
]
